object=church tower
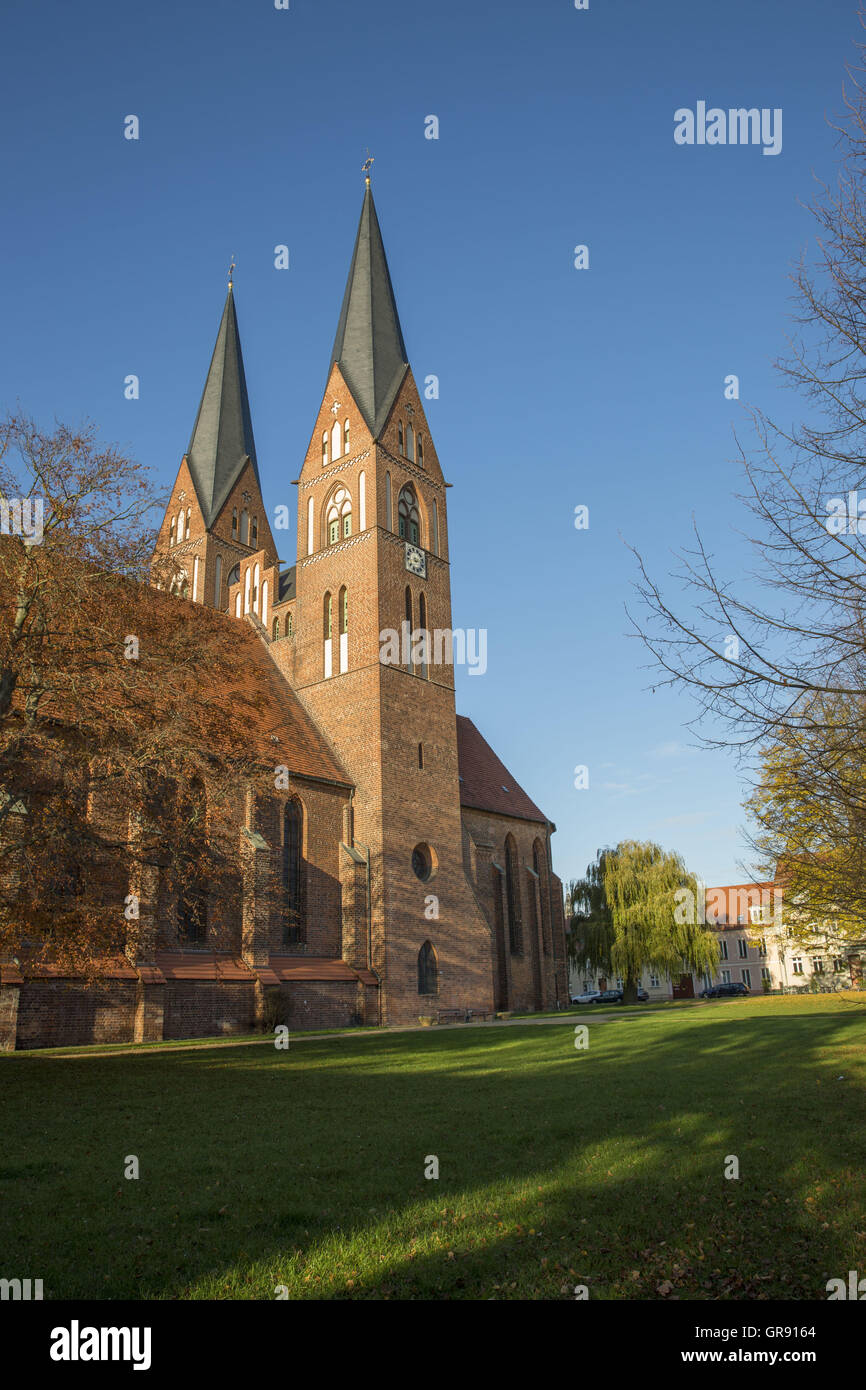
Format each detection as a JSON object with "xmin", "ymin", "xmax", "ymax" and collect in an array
[
  {"xmin": 289, "ymin": 178, "xmax": 494, "ymax": 1025},
  {"xmin": 152, "ymin": 271, "xmax": 278, "ymax": 615}
]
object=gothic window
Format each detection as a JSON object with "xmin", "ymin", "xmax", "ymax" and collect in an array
[
  {"xmin": 235, "ymin": 593, "xmax": 241, "ymax": 617},
  {"xmin": 385, "ymin": 472, "xmax": 392, "ymax": 530},
  {"xmin": 177, "ymin": 779, "xmax": 207, "ymax": 945},
  {"xmin": 272, "ymin": 617, "xmax": 280, "ymax": 640},
  {"xmin": 405, "ymin": 585, "xmax": 413, "ymax": 629},
  {"xmin": 418, "ymin": 433, "xmax": 424, "ymax": 467},
  {"xmin": 244, "ymin": 568, "xmax": 251, "ymax": 614},
  {"xmin": 339, "ymin": 586, "xmax": 348, "ymax": 635},
  {"xmin": 185, "ymin": 508, "xmax": 191, "ymax": 539},
  {"xmin": 344, "ymin": 417, "xmax": 350, "ymax": 453},
  {"xmin": 432, "ymin": 498, "xmax": 439, "ymax": 556},
  {"xmin": 253, "ymin": 563, "xmax": 260, "ymax": 613},
  {"xmin": 398, "ymin": 421, "xmax": 404, "ymax": 454},
  {"xmin": 533, "ymin": 838, "xmax": 550, "ymax": 954},
  {"xmin": 232, "ymin": 508, "xmax": 238, "ymax": 538},
  {"xmin": 214, "ymin": 553, "xmax": 223, "ymax": 607},
  {"xmin": 418, "ymin": 742, "xmax": 424, "ymax": 769},
  {"xmin": 418, "ymin": 592, "xmax": 428, "ymax": 678},
  {"xmin": 241, "ymin": 509, "xmax": 249, "ymax": 545},
  {"xmin": 406, "ymin": 423, "xmax": 415, "ymax": 462},
  {"xmin": 324, "ymin": 592, "xmax": 332, "ymax": 639},
  {"xmin": 261, "ymin": 578, "xmax": 269, "ymax": 626},
  {"xmin": 282, "ymin": 798, "xmax": 305, "ymax": 945},
  {"xmin": 398, "ymin": 486, "xmax": 420, "ymax": 544},
  {"xmin": 326, "ymin": 487, "xmax": 351, "ymax": 546},
  {"xmin": 169, "ymin": 517, "xmax": 176, "ymax": 546},
  {"xmin": 322, "ymin": 431, "xmax": 329, "ymax": 467},
  {"xmin": 418, "ymin": 940, "xmax": 438, "ymax": 995},
  {"xmin": 287, "ymin": 612, "xmax": 293, "ymax": 639},
  {"xmin": 505, "ymin": 835, "xmax": 523, "ymax": 954},
  {"xmin": 176, "ymin": 509, "xmax": 183, "ymax": 540},
  {"xmin": 331, "ymin": 419, "xmax": 342, "ymax": 460},
  {"xmin": 251, "ymin": 515, "xmax": 258, "ymax": 546}
]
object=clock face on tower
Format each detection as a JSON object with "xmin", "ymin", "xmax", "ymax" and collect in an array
[{"xmin": 404, "ymin": 542, "xmax": 426, "ymax": 578}]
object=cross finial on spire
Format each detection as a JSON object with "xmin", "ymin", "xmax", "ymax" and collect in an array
[
  {"xmin": 228, "ymin": 255, "xmax": 236, "ymax": 289},
  {"xmin": 361, "ymin": 150, "xmax": 374, "ymax": 185}
]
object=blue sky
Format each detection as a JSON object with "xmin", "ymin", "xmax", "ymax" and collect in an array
[{"xmin": 1, "ymin": 0, "xmax": 861, "ymax": 887}]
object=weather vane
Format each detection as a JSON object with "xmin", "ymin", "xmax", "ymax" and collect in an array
[
  {"xmin": 362, "ymin": 151, "xmax": 374, "ymax": 184},
  {"xmin": 228, "ymin": 255, "xmax": 236, "ymax": 289}
]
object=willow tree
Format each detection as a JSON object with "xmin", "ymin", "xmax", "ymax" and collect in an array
[{"xmin": 567, "ymin": 840, "xmax": 719, "ymax": 1003}]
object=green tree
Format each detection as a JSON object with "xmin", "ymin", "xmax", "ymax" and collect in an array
[{"xmin": 567, "ymin": 840, "xmax": 719, "ymax": 1003}]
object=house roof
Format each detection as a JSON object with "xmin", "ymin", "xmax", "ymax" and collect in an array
[
  {"xmin": 186, "ymin": 285, "xmax": 261, "ymax": 527},
  {"xmin": 331, "ymin": 184, "xmax": 409, "ymax": 437},
  {"xmin": 456, "ymin": 715, "xmax": 548, "ymax": 825}
]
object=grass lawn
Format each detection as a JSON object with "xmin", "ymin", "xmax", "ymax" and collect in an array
[{"xmin": 2, "ymin": 994, "xmax": 865, "ymax": 1300}]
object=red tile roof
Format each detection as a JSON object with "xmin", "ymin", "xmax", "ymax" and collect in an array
[
  {"xmin": 269, "ymin": 956, "xmax": 377, "ymax": 985},
  {"xmin": 456, "ymin": 716, "xmax": 547, "ymax": 824}
]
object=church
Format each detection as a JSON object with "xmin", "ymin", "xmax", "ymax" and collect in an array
[{"xmin": 1, "ymin": 179, "xmax": 568, "ymax": 1048}]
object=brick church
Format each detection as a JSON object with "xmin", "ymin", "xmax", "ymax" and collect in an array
[{"xmin": 1, "ymin": 180, "xmax": 568, "ymax": 1048}]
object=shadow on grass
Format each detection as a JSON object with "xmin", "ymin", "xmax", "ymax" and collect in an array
[{"xmin": 1, "ymin": 1000, "xmax": 865, "ymax": 1300}]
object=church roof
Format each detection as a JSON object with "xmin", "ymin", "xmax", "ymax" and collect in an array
[
  {"xmin": 186, "ymin": 285, "xmax": 261, "ymax": 527},
  {"xmin": 456, "ymin": 716, "xmax": 548, "ymax": 825},
  {"xmin": 331, "ymin": 184, "xmax": 409, "ymax": 437}
]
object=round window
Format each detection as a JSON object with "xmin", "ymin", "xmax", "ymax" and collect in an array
[{"xmin": 412, "ymin": 843, "xmax": 435, "ymax": 882}]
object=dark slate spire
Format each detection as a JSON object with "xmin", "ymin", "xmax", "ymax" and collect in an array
[
  {"xmin": 331, "ymin": 183, "xmax": 409, "ymax": 437},
  {"xmin": 185, "ymin": 283, "xmax": 260, "ymax": 528}
]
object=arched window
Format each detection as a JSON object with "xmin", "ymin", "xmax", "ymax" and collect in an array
[
  {"xmin": 192, "ymin": 555, "xmax": 200, "ymax": 602},
  {"xmin": 324, "ymin": 592, "xmax": 332, "ymax": 639},
  {"xmin": 534, "ymin": 839, "xmax": 550, "ymax": 955},
  {"xmin": 322, "ymin": 430, "xmax": 329, "ymax": 467},
  {"xmin": 251, "ymin": 515, "xmax": 258, "ymax": 546},
  {"xmin": 244, "ymin": 567, "xmax": 251, "ymax": 614},
  {"xmin": 406, "ymin": 423, "xmax": 415, "ymax": 462},
  {"xmin": 214, "ymin": 553, "xmax": 223, "ymax": 607},
  {"xmin": 359, "ymin": 470, "xmax": 366, "ymax": 530},
  {"xmin": 418, "ymin": 591, "xmax": 428, "ymax": 678},
  {"xmin": 240, "ymin": 509, "xmax": 249, "ymax": 545},
  {"xmin": 385, "ymin": 471, "xmax": 392, "ymax": 530},
  {"xmin": 169, "ymin": 517, "xmax": 176, "ymax": 546},
  {"xmin": 176, "ymin": 509, "xmax": 183, "ymax": 541},
  {"xmin": 307, "ymin": 496, "xmax": 315, "ymax": 556},
  {"xmin": 432, "ymin": 498, "xmax": 440, "ymax": 556},
  {"xmin": 272, "ymin": 616, "xmax": 280, "ymax": 640},
  {"xmin": 405, "ymin": 585, "xmax": 413, "ymax": 629},
  {"xmin": 398, "ymin": 485, "xmax": 420, "ymax": 544},
  {"xmin": 287, "ymin": 612, "xmax": 293, "ymax": 639},
  {"xmin": 398, "ymin": 421, "xmax": 404, "ymax": 454},
  {"xmin": 505, "ymin": 835, "xmax": 523, "ymax": 954},
  {"xmin": 418, "ymin": 433, "xmax": 424, "ymax": 467},
  {"xmin": 418, "ymin": 742, "xmax": 424, "ymax": 769},
  {"xmin": 282, "ymin": 798, "xmax": 305, "ymax": 945},
  {"xmin": 261, "ymin": 577, "xmax": 269, "ymax": 626},
  {"xmin": 418, "ymin": 940, "xmax": 438, "ymax": 995},
  {"xmin": 177, "ymin": 779, "xmax": 207, "ymax": 944},
  {"xmin": 253, "ymin": 563, "xmax": 260, "ymax": 614},
  {"xmin": 232, "ymin": 508, "xmax": 238, "ymax": 538},
  {"xmin": 344, "ymin": 417, "xmax": 350, "ymax": 454},
  {"xmin": 338, "ymin": 586, "xmax": 348, "ymax": 674},
  {"xmin": 331, "ymin": 419, "xmax": 342, "ymax": 460},
  {"xmin": 326, "ymin": 486, "xmax": 352, "ymax": 545},
  {"xmin": 185, "ymin": 508, "xmax": 191, "ymax": 539},
  {"xmin": 235, "ymin": 593, "xmax": 241, "ymax": 617}
]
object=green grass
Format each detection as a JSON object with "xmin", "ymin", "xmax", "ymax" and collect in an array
[{"xmin": 2, "ymin": 994, "xmax": 865, "ymax": 1300}]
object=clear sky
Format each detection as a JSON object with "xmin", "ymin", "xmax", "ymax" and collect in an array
[{"xmin": 1, "ymin": 0, "xmax": 860, "ymax": 888}]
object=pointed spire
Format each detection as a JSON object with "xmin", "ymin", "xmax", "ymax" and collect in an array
[
  {"xmin": 185, "ymin": 281, "xmax": 260, "ymax": 528},
  {"xmin": 331, "ymin": 183, "xmax": 409, "ymax": 437}
]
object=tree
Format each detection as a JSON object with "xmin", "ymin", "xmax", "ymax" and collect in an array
[
  {"xmin": 0, "ymin": 412, "xmax": 277, "ymax": 975},
  {"xmin": 744, "ymin": 692, "xmax": 866, "ymax": 943},
  {"xmin": 631, "ymin": 37, "xmax": 866, "ymax": 930},
  {"xmin": 567, "ymin": 840, "xmax": 719, "ymax": 1003}
]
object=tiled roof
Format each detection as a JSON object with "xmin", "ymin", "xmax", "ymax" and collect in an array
[
  {"xmin": 456, "ymin": 715, "xmax": 548, "ymax": 825},
  {"xmin": 269, "ymin": 956, "xmax": 377, "ymax": 985}
]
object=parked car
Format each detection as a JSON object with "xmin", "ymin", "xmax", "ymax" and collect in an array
[
  {"xmin": 570, "ymin": 990, "xmax": 601, "ymax": 1004},
  {"xmin": 700, "ymin": 982, "xmax": 750, "ymax": 999},
  {"xmin": 591, "ymin": 989, "xmax": 623, "ymax": 1004}
]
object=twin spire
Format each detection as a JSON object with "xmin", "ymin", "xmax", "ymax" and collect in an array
[{"xmin": 184, "ymin": 180, "xmax": 409, "ymax": 526}]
